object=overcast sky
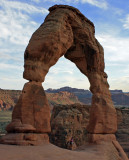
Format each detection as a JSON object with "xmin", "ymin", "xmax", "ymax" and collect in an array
[{"xmin": 0, "ymin": 0, "xmax": 129, "ymax": 91}]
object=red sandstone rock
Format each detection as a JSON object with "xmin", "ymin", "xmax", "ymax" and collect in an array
[
  {"xmin": 112, "ymin": 141, "xmax": 129, "ymax": 160},
  {"xmin": 6, "ymin": 119, "xmax": 36, "ymax": 133},
  {"xmin": 0, "ymin": 133, "xmax": 49, "ymax": 145},
  {"xmin": 50, "ymin": 104, "xmax": 90, "ymax": 148},
  {"xmin": 88, "ymin": 134, "xmax": 116, "ymax": 143},
  {"xmin": 2, "ymin": 5, "xmax": 117, "ymax": 145},
  {"xmin": 10, "ymin": 81, "xmax": 51, "ymax": 133}
]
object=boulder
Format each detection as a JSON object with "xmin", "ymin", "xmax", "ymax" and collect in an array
[{"xmin": 50, "ymin": 104, "xmax": 90, "ymax": 149}]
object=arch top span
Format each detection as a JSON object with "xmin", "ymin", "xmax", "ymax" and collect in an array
[
  {"xmin": 23, "ymin": 4, "xmax": 104, "ymax": 83},
  {"xmin": 49, "ymin": 5, "xmax": 94, "ymax": 28}
]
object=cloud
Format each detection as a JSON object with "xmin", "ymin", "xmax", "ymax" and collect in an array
[
  {"xmin": 44, "ymin": 0, "xmax": 108, "ymax": 9},
  {"xmin": 0, "ymin": 63, "xmax": 21, "ymax": 71},
  {"xmin": 31, "ymin": 0, "xmax": 40, "ymax": 3},
  {"xmin": 0, "ymin": 49, "xmax": 23, "ymax": 62},
  {"xmin": 0, "ymin": 77, "xmax": 27, "ymax": 90},
  {"xmin": 0, "ymin": 0, "xmax": 48, "ymax": 90},
  {"xmin": 0, "ymin": 0, "xmax": 48, "ymax": 14},
  {"xmin": 96, "ymin": 34, "xmax": 129, "ymax": 63},
  {"xmin": 81, "ymin": 0, "xmax": 108, "ymax": 9},
  {"xmin": 109, "ymin": 76, "xmax": 129, "ymax": 92},
  {"xmin": 123, "ymin": 14, "xmax": 129, "ymax": 30},
  {"xmin": 95, "ymin": 33, "xmax": 129, "ymax": 92},
  {"xmin": 0, "ymin": 0, "xmax": 49, "ymax": 46}
]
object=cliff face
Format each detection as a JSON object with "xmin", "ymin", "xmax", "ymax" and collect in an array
[
  {"xmin": 0, "ymin": 89, "xmax": 21, "ymax": 111},
  {"xmin": 116, "ymin": 109, "xmax": 129, "ymax": 157},
  {"xmin": 46, "ymin": 87, "xmax": 92, "ymax": 105},
  {"xmin": 47, "ymin": 91, "xmax": 81, "ymax": 106},
  {"xmin": 50, "ymin": 104, "xmax": 90, "ymax": 148},
  {"xmin": 46, "ymin": 87, "xmax": 129, "ymax": 106},
  {"xmin": 112, "ymin": 93, "xmax": 129, "ymax": 105}
]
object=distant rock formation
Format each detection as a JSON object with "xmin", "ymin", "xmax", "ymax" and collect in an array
[
  {"xmin": 47, "ymin": 91, "xmax": 82, "ymax": 109},
  {"xmin": 1, "ymin": 87, "xmax": 129, "ymax": 112},
  {"xmin": 0, "ymin": 89, "xmax": 21, "ymax": 111},
  {"xmin": 112, "ymin": 93, "xmax": 129, "ymax": 106},
  {"xmin": 0, "ymin": 89, "xmax": 81, "ymax": 111},
  {"xmin": 46, "ymin": 87, "xmax": 129, "ymax": 106},
  {"xmin": 46, "ymin": 87, "xmax": 92, "ymax": 105}
]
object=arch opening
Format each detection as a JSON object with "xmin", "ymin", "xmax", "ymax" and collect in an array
[{"xmin": 43, "ymin": 56, "xmax": 90, "ymax": 91}]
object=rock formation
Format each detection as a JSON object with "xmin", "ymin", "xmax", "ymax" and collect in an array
[
  {"xmin": 46, "ymin": 86, "xmax": 92, "ymax": 105},
  {"xmin": 47, "ymin": 91, "xmax": 81, "ymax": 106},
  {"xmin": 116, "ymin": 108, "xmax": 129, "ymax": 157},
  {"xmin": 0, "ymin": 89, "xmax": 21, "ymax": 111},
  {"xmin": 50, "ymin": 104, "xmax": 129, "ymax": 158},
  {"xmin": 1, "ymin": 5, "xmax": 117, "ymax": 145},
  {"xmin": 50, "ymin": 104, "xmax": 116, "ymax": 148},
  {"xmin": 50, "ymin": 104, "xmax": 90, "ymax": 148},
  {"xmin": 1, "ymin": 82, "xmax": 51, "ymax": 145}
]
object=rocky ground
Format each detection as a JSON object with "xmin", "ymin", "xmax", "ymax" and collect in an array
[{"xmin": 0, "ymin": 142, "xmax": 125, "ymax": 160}]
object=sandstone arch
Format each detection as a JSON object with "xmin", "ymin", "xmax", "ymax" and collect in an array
[{"xmin": 1, "ymin": 5, "xmax": 117, "ymax": 145}]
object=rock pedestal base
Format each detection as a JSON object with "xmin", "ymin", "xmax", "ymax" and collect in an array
[
  {"xmin": 0, "ymin": 133, "xmax": 49, "ymax": 146},
  {"xmin": 0, "ymin": 81, "xmax": 51, "ymax": 146},
  {"xmin": 88, "ymin": 134, "xmax": 116, "ymax": 143}
]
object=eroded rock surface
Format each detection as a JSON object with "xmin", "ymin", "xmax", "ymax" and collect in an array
[
  {"xmin": 1, "ymin": 82, "xmax": 51, "ymax": 145},
  {"xmin": 50, "ymin": 104, "xmax": 90, "ymax": 148},
  {"xmin": 50, "ymin": 104, "xmax": 117, "ymax": 149},
  {"xmin": 8, "ymin": 81, "xmax": 51, "ymax": 134},
  {"xmin": 50, "ymin": 104, "xmax": 129, "ymax": 158},
  {"xmin": 116, "ymin": 109, "xmax": 129, "ymax": 157}
]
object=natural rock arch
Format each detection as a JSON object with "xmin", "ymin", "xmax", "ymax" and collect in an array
[{"xmin": 1, "ymin": 5, "xmax": 117, "ymax": 145}]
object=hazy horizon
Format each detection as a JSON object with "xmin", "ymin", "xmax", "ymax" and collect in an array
[{"xmin": 0, "ymin": 84, "xmax": 127, "ymax": 93}]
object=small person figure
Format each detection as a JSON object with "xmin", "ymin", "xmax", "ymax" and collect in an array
[
  {"xmin": 67, "ymin": 137, "xmax": 77, "ymax": 150},
  {"xmin": 70, "ymin": 137, "xmax": 74, "ymax": 145}
]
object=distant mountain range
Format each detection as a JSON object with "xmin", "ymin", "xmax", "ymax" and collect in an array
[
  {"xmin": 0, "ymin": 87, "xmax": 129, "ymax": 111},
  {"xmin": 46, "ymin": 87, "xmax": 129, "ymax": 106},
  {"xmin": 46, "ymin": 87, "xmax": 92, "ymax": 105},
  {"xmin": 0, "ymin": 88, "xmax": 81, "ymax": 111}
]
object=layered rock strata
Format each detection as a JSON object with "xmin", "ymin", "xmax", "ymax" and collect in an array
[{"xmin": 2, "ymin": 5, "xmax": 117, "ymax": 145}]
